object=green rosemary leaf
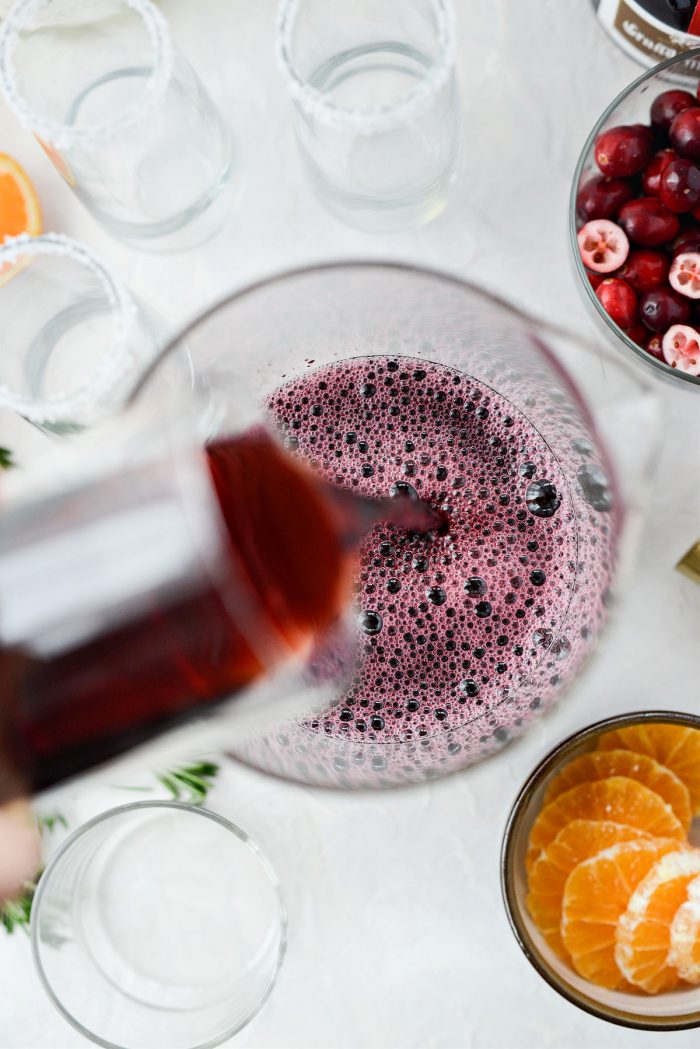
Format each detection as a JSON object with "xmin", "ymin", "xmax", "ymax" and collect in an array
[
  {"xmin": 156, "ymin": 761, "xmax": 220, "ymax": 806},
  {"xmin": 0, "ymin": 447, "xmax": 14, "ymax": 470},
  {"xmin": 0, "ymin": 873, "xmax": 42, "ymax": 935},
  {"xmin": 36, "ymin": 812, "xmax": 68, "ymax": 835}
]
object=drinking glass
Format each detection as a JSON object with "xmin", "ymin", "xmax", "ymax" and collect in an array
[
  {"xmin": 276, "ymin": 0, "xmax": 462, "ymax": 231},
  {"xmin": 501, "ymin": 710, "xmax": 700, "ymax": 1030},
  {"xmin": 0, "ymin": 232, "xmax": 165, "ymax": 433},
  {"xmin": 31, "ymin": 802, "xmax": 286, "ymax": 1049},
  {"xmin": 0, "ymin": 0, "xmax": 233, "ymax": 252},
  {"xmin": 136, "ymin": 262, "xmax": 660, "ymax": 789}
]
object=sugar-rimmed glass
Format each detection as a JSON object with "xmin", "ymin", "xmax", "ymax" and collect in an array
[
  {"xmin": 276, "ymin": 0, "xmax": 462, "ymax": 232},
  {"xmin": 31, "ymin": 801, "xmax": 287, "ymax": 1049},
  {"xmin": 501, "ymin": 710, "xmax": 700, "ymax": 1030},
  {"xmin": 0, "ymin": 0, "xmax": 233, "ymax": 252},
  {"xmin": 570, "ymin": 50, "xmax": 700, "ymax": 391},
  {"xmin": 0, "ymin": 232, "xmax": 164, "ymax": 433}
]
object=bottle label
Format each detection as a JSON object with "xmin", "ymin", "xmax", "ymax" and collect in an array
[{"xmin": 595, "ymin": 0, "xmax": 700, "ymax": 68}]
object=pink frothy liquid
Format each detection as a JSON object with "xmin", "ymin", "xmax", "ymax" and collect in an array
[{"xmin": 230, "ymin": 355, "xmax": 619, "ymax": 787}]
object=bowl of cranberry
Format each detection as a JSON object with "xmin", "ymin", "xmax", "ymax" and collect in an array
[{"xmin": 571, "ymin": 51, "xmax": 700, "ymax": 388}]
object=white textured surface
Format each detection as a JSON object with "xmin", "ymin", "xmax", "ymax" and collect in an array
[{"xmin": 1, "ymin": 1, "xmax": 700, "ymax": 1046}]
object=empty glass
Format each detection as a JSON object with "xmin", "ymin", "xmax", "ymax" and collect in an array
[
  {"xmin": 0, "ymin": 232, "xmax": 165, "ymax": 433},
  {"xmin": 31, "ymin": 802, "xmax": 287, "ymax": 1049},
  {"xmin": 277, "ymin": 0, "xmax": 462, "ymax": 231},
  {"xmin": 0, "ymin": 0, "xmax": 233, "ymax": 252}
]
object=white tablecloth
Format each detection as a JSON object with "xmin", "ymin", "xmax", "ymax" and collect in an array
[{"xmin": 1, "ymin": 1, "xmax": 700, "ymax": 1046}]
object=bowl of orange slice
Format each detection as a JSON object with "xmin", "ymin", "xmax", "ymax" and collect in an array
[{"xmin": 501, "ymin": 712, "xmax": 700, "ymax": 1029}]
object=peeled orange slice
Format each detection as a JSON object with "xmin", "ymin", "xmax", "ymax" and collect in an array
[
  {"xmin": 0, "ymin": 153, "xmax": 42, "ymax": 287},
  {"xmin": 527, "ymin": 776, "xmax": 686, "ymax": 870},
  {"xmin": 616, "ymin": 850, "xmax": 700, "ymax": 993},
  {"xmin": 597, "ymin": 724, "xmax": 700, "ymax": 814},
  {"xmin": 527, "ymin": 820, "xmax": 650, "ymax": 959},
  {"xmin": 543, "ymin": 749, "xmax": 692, "ymax": 832},
  {"xmin": 669, "ymin": 873, "xmax": 700, "ymax": 985},
  {"xmin": 561, "ymin": 838, "xmax": 680, "ymax": 989}
]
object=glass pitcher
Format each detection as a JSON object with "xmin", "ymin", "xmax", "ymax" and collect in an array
[{"xmin": 1, "ymin": 263, "xmax": 660, "ymax": 792}]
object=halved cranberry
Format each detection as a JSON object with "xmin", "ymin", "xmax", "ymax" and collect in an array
[
  {"xmin": 669, "ymin": 251, "xmax": 700, "ymax": 298},
  {"xmin": 617, "ymin": 250, "xmax": 669, "ymax": 292},
  {"xmin": 662, "ymin": 324, "xmax": 700, "ymax": 374},
  {"xmin": 596, "ymin": 278, "xmax": 638, "ymax": 328},
  {"xmin": 670, "ymin": 108, "xmax": 700, "ymax": 161},
  {"xmin": 618, "ymin": 197, "xmax": 680, "ymax": 246},
  {"xmin": 586, "ymin": 269, "xmax": 604, "ymax": 290},
  {"xmin": 622, "ymin": 322, "xmax": 649, "ymax": 346},
  {"xmin": 659, "ymin": 158, "xmax": 700, "ymax": 212},
  {"xmin": 642, "ymin": 150, "xmax": 677, "ymax": 195},
  {"xmin": 577, "ymin": 219, "xmax": 629, "ymax": 272},
  {"xmin": 575, "ymin": 174, "xmax": 635, "ymax": 222},
  {"xmin": 651, "ymin": 90, "xmax": 698, "ymax": 133},
  {"xmin": 594, "ymin": 125, "xmax": 653, "ymax": 178},
  {"xmin": 672, "ymin": 228, "xmax": 700, "ymax": 255},
  {"xmin": 646, "ymin": 333, "xmax": 665, "ymax": 361},
  {"xmin": 640, "ymin": 288, "xmax": 691, "ymax": 331}
]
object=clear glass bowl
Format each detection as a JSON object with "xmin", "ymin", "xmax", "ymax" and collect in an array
[
  {"xmin": 501, "ymin": 710, "xmax": 700, "ymax": 1030},
  {"xmin": 569, "ymin": 50, "xmax": 700, "ymax": 391}
]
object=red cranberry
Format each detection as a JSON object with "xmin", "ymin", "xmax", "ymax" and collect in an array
[
  {"xmin": 594, "ymin": 125, "xmax": 653, "ymax": 178},
  {"xmin": 659, "ymin": 158, "xmax": 700, "ymax": 212},
  {"xmin": 669, "ymin": 251, "xmax": 700, "ymax": 298},
  {"xmin": 646, "ymin": 333, "xmax": 665, "ymax": 361},
  {"xmin": 642, "ymin": 150, "xmax": 677, "ymax": 195},
  {"xmin": 596, "ymin": 278, "xmax": 638, "ymax": 328},
  {"xmin": 622, "ymin": 322, "xmax": 649, "ymax": 346},
  {"xmin": 672, "ymin": 228, "xmax": 700, "ymax": 255},
  {"xmin": 669, "ymin": 108, "xmax": 700, "ymax": 161},
  {"xmin": 577, "ymin": 219, "xmax": 629, "ymax": 272},
  {"xmin": 617, "ymin": 250, "xmax": 669, "ymax": 292},
  {"xmin": 662, "ymin": 324, "xmax": 700, "ymax": 374},
  {"xmin": 639, "ymin": 288, "xmax": 691, "ymax": 331},
  {"xmin": 586, "ymin": 269, "xmax": 604, "ymax": 290},
  {"xmin": 618, "ymin": 197, "xmax": 680, "ymax": 246},
  {"xmin": 650, "ymin": 90, "xmax": 698, "ymax": 133},
  {"xmin": 575, "ymin": 174, "xmax": 635, "ymax": 222}
]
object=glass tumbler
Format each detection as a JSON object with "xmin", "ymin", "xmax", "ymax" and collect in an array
[
  {"xmin": 501, "ymin": 710, "xmax": 700, "ymax": 1030},
  {"xmin": 139, "ymin": 262, "xmax": 661, "ymax": 789},
  {"xmin": 277, "ymin": 0, "xmax": 462, "ymax": 231},
  {"xmin": 0, "ymin": 232, "xmax": 164, "ymax": 433},
  {"xmin": 0, "ymin": 0, "xmax": 233, "ymax": 252},
  {"xmin": 31, "ymin": 802, "xmax": 286, "ymax": 1049}
]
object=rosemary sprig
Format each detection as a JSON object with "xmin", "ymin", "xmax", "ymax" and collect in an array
[
  {"xmin": 156, "ymin": 761, "xmax": 220, "ymax": 805},
  {"xmin": 35, "ymin": 811, "xmax": 68, "ymax": 835},
  {"xmin": 0, "ymin": 447, "xmax": 14, "ymax": 470},
  {"xmin": 1, "ymin": 873, "xmax": 41, "ymax": 935}
]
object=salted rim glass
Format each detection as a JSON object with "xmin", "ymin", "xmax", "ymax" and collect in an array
[
  {"xmin": 31, "ymin": 801, "xmax": 288, "ymax": 1049},
  {"xmin": 569, "ymin": 49, "xmax": 700, "ymax": 391},
  {"xmin": 0, "ymin": 0, "xmax": 173, "ymax": 152},
  {"xmin": 0, "ymin": 232, "xmax": 137, "ymax": 427},
  {"xmin": 276, "ymin": 0, "xmax": 456, "ymax": 133},
  {"xmin": 501, "ymin": 709, "xmax": 700, "ymax": 1030}
]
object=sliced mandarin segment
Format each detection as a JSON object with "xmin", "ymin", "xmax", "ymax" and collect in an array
[
  {"xmin": 616, "ymin": 850, "xmax": 700, "ymax": 993},
  {"xmin": 561, "ymin": 838, "xmax": 680, "ymax": 989},
  {"xmin": 527, "ymin": 776, "xmax": 686, "ymax": 866},
  {"xmin": 542, "ymin": 749, "xmax": 692, "ymax": 832},
  {"xmin": 527, "ymin": 820, "xmax": 650, "ymax": 959},
  {"xmin": 597, "ymin": 724, "xmax": 700, "ymax": 814},
  {"xmin": 669, "ymin": 873, "xmax": 700, "ymax": 985},
  {"xmin": 0, "ymin": 153, "xmax": 42, "ymax": 287}
]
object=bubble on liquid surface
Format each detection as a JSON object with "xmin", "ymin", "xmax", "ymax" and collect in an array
[
  {"xmin": 251, "ymin": 354, "xmax": 618, "ymax": 787},
  {"xmin": 577, "ymin": 463, "xmax": 613, "ymax": 512}
]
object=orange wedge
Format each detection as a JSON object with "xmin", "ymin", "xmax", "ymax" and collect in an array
[
  {"xmin": 527, "ymin": 776, "xmax": 686, "ymax": 871},
  {"xmin": 616, "ymin": 849, "xmax": 700, "ymax": 993},
  {"xmin": 0, "ymin": 153, "xmax": 41, "ymax": 287},
  {"xmin": 561, "ymin": 838, "xmax": 680, "ymax": 989},
  {"xmin": 527, "ymin": 820, "xmax": 651, "ymax": 959},
  {"xmin": 543, "ymin": 749, "xmax": 692, "ymax": 832},
  {"xmin": 597, "ymin": 724, "xmax": 700, "ymax": 814},
  {"xmin": 669, "ymin": 873, "xmax": 700, "ymax": 985}
]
